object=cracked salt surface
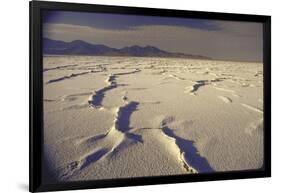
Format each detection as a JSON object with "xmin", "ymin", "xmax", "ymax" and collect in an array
[{"xmin": 43, "ymin": 56, "xmax": 264, "ymax": 182}]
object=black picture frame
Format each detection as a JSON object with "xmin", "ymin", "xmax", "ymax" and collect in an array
[{"xmin": 30, "ymin": 1, "xmax": 271, "ymax": 192}]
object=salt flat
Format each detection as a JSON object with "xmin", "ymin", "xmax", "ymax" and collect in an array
[{"xmin": 43, "ymin": 56, "xmax": 263, "ymax": 181}]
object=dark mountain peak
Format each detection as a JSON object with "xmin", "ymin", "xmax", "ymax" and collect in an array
[
  {"xmin": 43, "ymin": 37, "xmax": 66, "ymax": 46},
  {"xmin": 144, "ymin": 45, "xmax": 166, "ymax": 52},
  {"xmin": 130, "ymin": 45, "xmax": 143, "ymax": 49},
  {"xmin": 70, "ymin": 40, "xmax": 89, "ymax": 45},
  {"xmin": 119, "ymin": 45, "xmax": 168, "ymax": 57},
  {"xmin": 122, "ymin": 45, "xmax": 143, "ymax": 50},
  {"xmin": 144, "ymin": 45, "xmax": 159, "ymax": 49},
  {"xmin": 69, "ymin": 40, "xmax": 110, "ymax": 49},
  {"xmin": 43, "ymin": 38, "xmax": 116, "ymax": 55},
  {"xmin": 43, "ymin": 38, "xmax": 211, "ymax": 59}
]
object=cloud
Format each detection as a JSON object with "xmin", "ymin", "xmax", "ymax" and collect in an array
[
  {"xmin": 43, "ymin": 21, "xmax": 262, "ymax": 61},
  {"xmin": 43, "ymin": 10, "xmax": 220, "ymax": 31}
]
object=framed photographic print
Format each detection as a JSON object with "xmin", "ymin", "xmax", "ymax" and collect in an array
[{"xmin": 30, "ymin": 1, "xmax": 271, "ymax": 192}]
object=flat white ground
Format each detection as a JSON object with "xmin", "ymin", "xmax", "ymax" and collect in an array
[{"xmin": 43, "ymin": 56, "xmax": 263, "ymax": 181}]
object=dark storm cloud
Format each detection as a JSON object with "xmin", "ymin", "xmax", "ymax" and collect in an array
[{"xmin": 43, "ymin": 11, "xmax": 219, "ymax": 31}]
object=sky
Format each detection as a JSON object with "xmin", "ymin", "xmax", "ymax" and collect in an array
[{"xmin": 43, "ymin": 10, "xmax": 263, "ymax": 62}]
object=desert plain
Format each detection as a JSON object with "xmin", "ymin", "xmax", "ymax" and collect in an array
[{"xmin": 43, "ymin": 56, "xmax": 263, "ymax": 181}]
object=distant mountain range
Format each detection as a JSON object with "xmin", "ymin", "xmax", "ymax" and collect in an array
[{"xmin": 43, "ymin": 38, "xmax": 211, "ymax": 59}]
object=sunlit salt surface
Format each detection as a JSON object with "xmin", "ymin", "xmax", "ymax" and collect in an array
[{"xmin": 43, "ymin": 56, "xmax": 263, "ymax": 181}]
